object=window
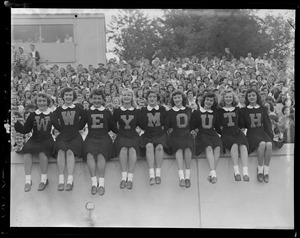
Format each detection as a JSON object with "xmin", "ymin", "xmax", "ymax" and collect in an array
[
  {"xmin": 12, "ymin": 24, "xmax": 74, "ymax": 43},
  {"xmin": 41, "ymin": 25, "xmax": 74, "ymax": 43},
  {"xmin": 12, "ymin": 25, "xmax": 40, "ymax": 43}
]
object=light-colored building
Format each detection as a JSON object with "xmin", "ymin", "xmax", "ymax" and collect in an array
[{"xmin": 11, "ymin": 10, "xmax": 107, "ymax": 68}]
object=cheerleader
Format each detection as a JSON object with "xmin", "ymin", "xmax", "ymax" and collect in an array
[
  {"xmin": 79, "ymin": 89, "xmax": 116, "ymax": 195},
  {"xmin": 239, "ymin": 89, "xmax": 273, "ymax": 183},
  {"xmin": 14, "ymin": 93, "xmax": 54, "ymax": 192},
  {"xmin": 52, "ymin": 87, "xmax": 84, "ymax": 191},
  {"xmin": 139, "ymin": 90, "xmax": 167, "ymax": 185},
  {"xmin": 165, "ymin": 90, "xmax": 194, "ymax": 188},
  {"xmin": 112, "ymin": 88, "xmax": 141, "ymax": 189},
  {"xmin": 191, "ymin": 92, "xmax": 222, "ymax": 184},
  {"xmin": 216, "ymin": 89, "xmax": 250, "ymax": 182}
]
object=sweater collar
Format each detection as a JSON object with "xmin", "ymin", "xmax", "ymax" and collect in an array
[
  {"xmin": 91, "ymin": 105, "xmax": 105, "ymax": 111},
  {"xmin": 35, "ymin": 108, "xmax": 51, "ymax": 115}
]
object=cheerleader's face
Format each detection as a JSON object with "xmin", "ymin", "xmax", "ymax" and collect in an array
[
  {"xmin": 63, "ymin": 91, "xmax": 74, "ymax": 104},
  {"xmin": 173, "ymin": 94, "xmax": 183, "ymax": 107},
  {"xmin": 204, "ymin": 97, "xmax": 214, "ymax": 109},
  {"xmin": 247, "ymin": 91, "xmax": 257, "ymax": 104},
  {"xmin": 36, "ymin": 96, "xmax": 48, "ymax": 110},
  {"xmin": 91, "ymin": 95, "xmax": 104, "ymax": 108},
  {"xmin": 122, "ymin": 91, "xmax": 133, "ymax": 104},
  {"xmin": 224, "ymin": 93, "xmax": 233, "ymax": 106},
  {"xmin": 147, "ymin": 93, "xmax": 158, "ymax": 106}
]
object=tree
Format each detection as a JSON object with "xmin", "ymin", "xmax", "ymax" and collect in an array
[{"xmin": 107, "ymin": 9, "xmax": 160, "ymax": 61}]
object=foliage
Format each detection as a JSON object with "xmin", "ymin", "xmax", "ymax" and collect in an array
[{"xmin": 107, "ymin": 9, "xmax": 295, "ymax": 61}]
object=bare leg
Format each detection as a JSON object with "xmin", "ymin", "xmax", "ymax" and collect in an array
[
  {"xmin": 230, "ymin": 144, "xmax": 239, "ymax": 168},
  {"xmin": 264, "ymin": 142, "xmax": 272, "ymax": 166},
  {"xmin": 86, "ymin": 153, "xmax": 96, "ymax": 177},
  {"xmin": 66, "ymin": 149, "xmax": 75, "ymax": 176},
  {"xmin": 97, "ymin": 154, "xmax": 106, "ymax": 178},
  {"xmin": 57, "ymin": 150, "xmax": 65, "ymax": 176},
  {"xmin": 257, "ymin": 141, "xmax": 266, "ymax": 166},
  {"xmin": 155, "ymin": 144, "xmax": 164, "ymax": 169},
  {"xmin": 239, "ymin": 145, "xmax": 248, "ymax": 168},
  {"xmin": 175, "ymin": 149, "xmax": 184, "ymax": 171},
  {"xmin": 213, "ymin": 146, "xmax": 221, "ymax": 168},
  {"xmin": 128, "ymin": 147, "xmax": 137, "ymax": 173},
  {"xmin": 146, "ymin": 143, "xmax": 155, "ymax": 170},
  {"xmin": 38, "ymin": 152, "xmax": 48, "ymax": 175},
  {"xmin": 184, "ymin": 148, "xmax": 192, "ymax": 170},
  {"xmin": 206, "ymin": 146, "xmax": 215, "ymax": 170},
  {"xmin": 119, "ymin": 147, "xmax": 128, "ymax": 172},
  {"xmin": 24, "ymin": 153, "xmax": 33, "ymax": 176}
]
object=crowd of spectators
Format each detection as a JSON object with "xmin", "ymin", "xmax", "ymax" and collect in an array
[{"xmin": 10, "ymin": 46, "xmax": 295, "ymax": 152}]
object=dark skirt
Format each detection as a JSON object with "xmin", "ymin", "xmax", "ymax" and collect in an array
[
  {"xmin": 247, "ymin": 128, "xmax": 273, "ymax": 154},
  {"xmin": 195, "ymin": 134, "xmax": 222, "ymax": 156},
  {"xmin": 82, "ymin": 135, "xmax": 114, "ymax": 160},
  {"xmin": 221, "ymin": 130, "xmax": 249, "ymax": 152},
  {"xmin": 54, "ymin": 133, "xmax": 83, "ymax": 157},
  {"xmin": 113, "ymin": 135, "xmax": 141, "ymax": 156},
  {"xmin": 140, "ymin": 133, "xmax": 168, "ymax": 148},
  {"xmin": 18, "ymin": 137, "xmax": 54, "ymax": 157},
  {"xmin": 168, "ymin": 134, "xmax": 195, "ymax": 155}
]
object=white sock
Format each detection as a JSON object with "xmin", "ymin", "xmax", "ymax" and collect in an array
[
  {"xmin": 209, "ymin": 170, "xmax": 217, "ymax": 177},
  {"xmin": 233, "ymin": 165, "xmax": 240, "ymax": 175},
  {"xmin": 155, "ymin": 168, "xmax": 161, "ymax": 177},
  {"xmin": 41, "ymin": 174, "xmax": 47, "ymax": 183},
  {"xmin": 263, "ymin": 165, "xmax": 269, "ymax": 175},
  {"xmin": 185, "ymin": 169, "xmax": 191, "ymax": 179},
  {"xmin": 178, "ymin": 170, "xmax": 184, "ymax": 180},
  {"xmin": 59, "ymin": 174, "xmax": 64, "ymax": 184},
  {"xmin": 25, "ymin": 175, "xmax": 31, "ymax": 184},
  {"xmin": 99, "ymin": 177, "xmax": 105, "ymax": 187},
  {"xmin": 149, "ymin": 168, "xmax": 155, "ymax": 179},
  {"xmin": 243, "ymin": 167, "xmax": 249, "ymax": 176},
  {"xmin": 91, "ymin": 176, "xmax": 97, "ymax": 187},
  {"xmin": 258, "ymin": 165, "xmax": 264, "ymax": 174},
  {"xmin": 67, "ymin": 175, "xmax": 73, "ymax": 184},
  {"xmin": 121, "ymin": 172, "xmax": 128, "ymax": 181},
  {"xmin": 128, "ymin": 173, "xmax": 134, "ymax": 182}
]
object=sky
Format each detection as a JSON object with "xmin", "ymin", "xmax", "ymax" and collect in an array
[{"xmin": 11, "ymin": 8, "xmax": 295, "ymax": 59}]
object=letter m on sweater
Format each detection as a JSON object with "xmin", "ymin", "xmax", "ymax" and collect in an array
[{"xmin": 61, "ymin": 111, "xmax": 75, "ymax": 125}]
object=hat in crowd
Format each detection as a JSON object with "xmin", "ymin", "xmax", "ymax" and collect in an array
[{"xmin": 98, "ymin": 63, "xmax": 105, "ymax": 66}]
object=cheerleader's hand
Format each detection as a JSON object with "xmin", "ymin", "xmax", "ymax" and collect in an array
[
  {"xmin": 17, "ymin": 117, "xmax": 25, "ymax": 125},
  {"xmin": 116, "ymin": 122, "xmax": 120, "ymax": 130}
]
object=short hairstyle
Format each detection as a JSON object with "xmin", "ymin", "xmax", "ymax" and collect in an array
[
  {"xmin": 90, "ymin": 88, "xmax": 105, "ymax": 100},
  {"xmin": 60, "ymin": 87, "xmax": 77, "ymax": 101},
  {"xmin": 218, "ymin": 89, "xmax": 239, "ymax": 107},
  {"xmin": 281, "ymin": 105, "xmax": 294, "ymax": 115},
  {"xmin": 200, "ymin": 92, "xmax": 218, "ymax": 110},
  {"xmin": 244, "ymin": 88, "xmax": 262, "ymax": 106},
  {"xmin": 120, "ymin": 87, "xmax": 137, "ymax": 108},
  {"xmin": 34, "ymin": 92, "xmax": 52, "ymax": 106},
  {"xmin": 170, "ymin": 90, "xmax": 188, "ymax": 107},
  {"xmin": 186, "ymin": 89, "xmax": 195, "ymax": 97},
  {"xmin": 145, "ymin": 89, "xmax": 161, "ymax": 102}
]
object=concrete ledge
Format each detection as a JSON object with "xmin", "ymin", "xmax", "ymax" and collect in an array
[{"xmin": 11, "ymin": 143, "xmax": 294, "ymax": 164}]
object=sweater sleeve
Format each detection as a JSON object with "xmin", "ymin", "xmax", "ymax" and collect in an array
[{"xmin": 14, "ymin": 113, "xmax": 34, "ymax": 134}]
